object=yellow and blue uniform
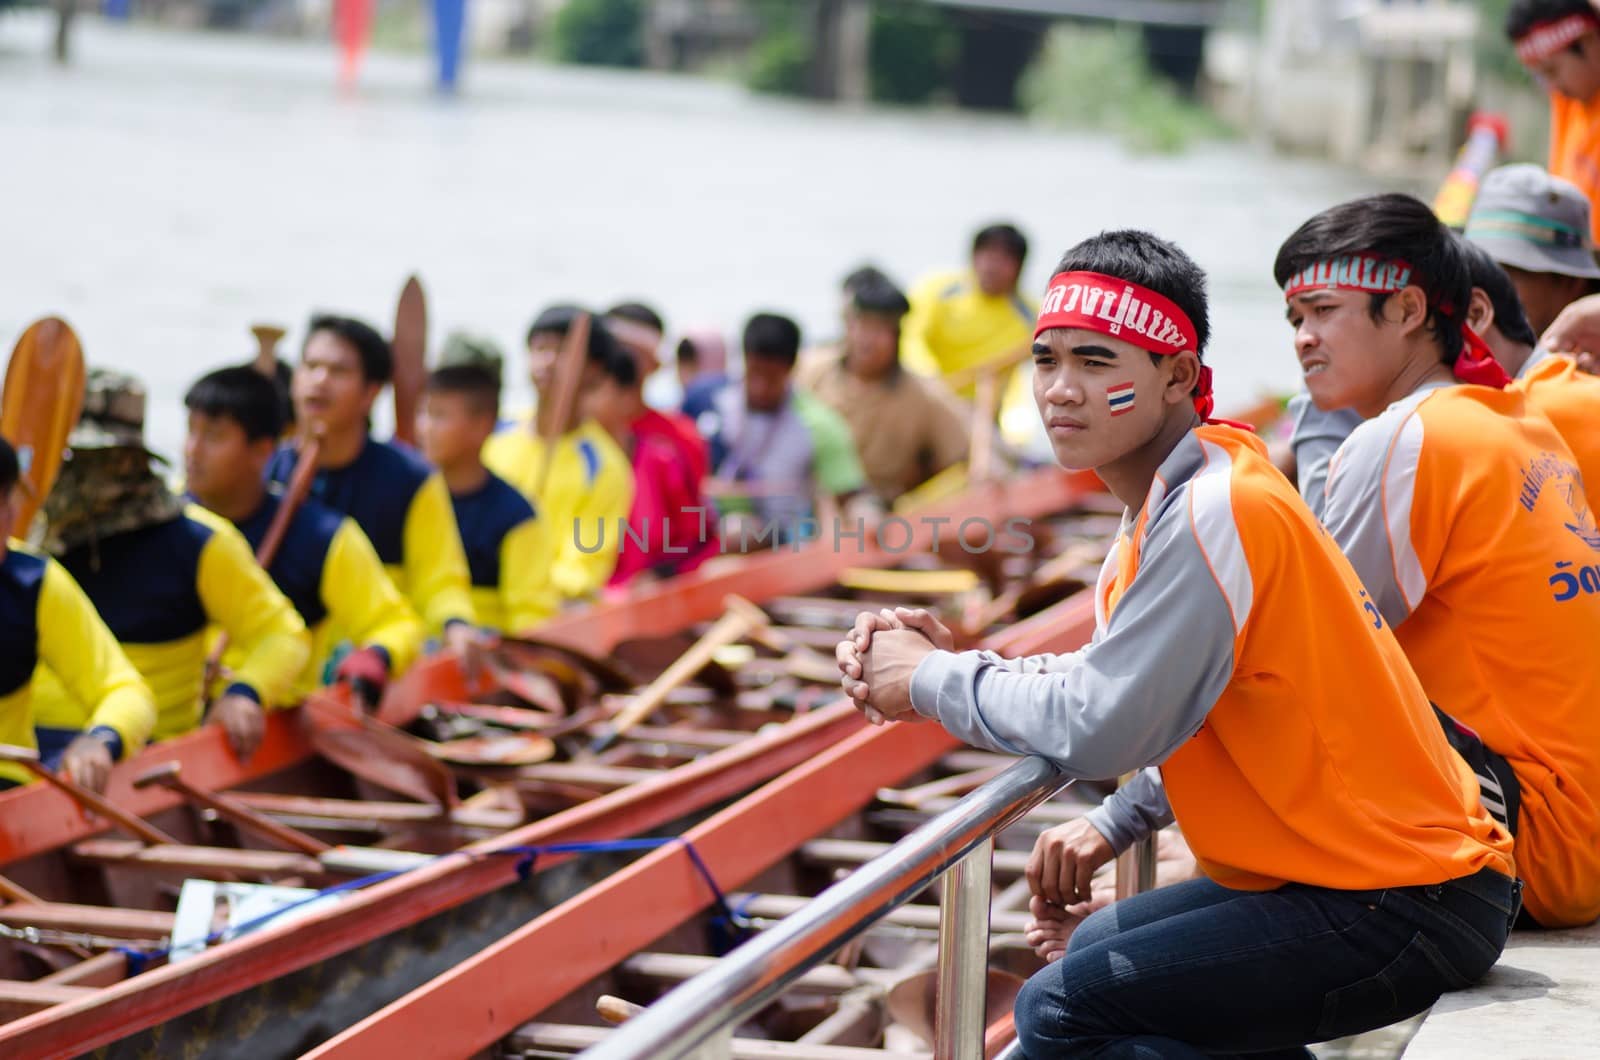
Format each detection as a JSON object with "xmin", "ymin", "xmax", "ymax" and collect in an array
[
  {"xmin": 31, "ymin": 506, "xmax": 308, "ymax": 742},
  {"xmin": 231, "ymin": 492, "xmax": 425, "ymax": 696},
  {"xmin": 3, "ymin": 543, "xmax": 155, "ymax": 786},
  {"xmin": 482, "ymin": 417, "xmax": 634, "ymax": 602},
  {"xmin": 450, "ymin": 471, "xmax": 556, "ymax": 635},
  {"xmin": 266, "ymin": 439, "xmax": 475, "ymax": 635}
]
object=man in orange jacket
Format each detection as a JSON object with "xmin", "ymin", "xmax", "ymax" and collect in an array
[
  {"xmin": 837, "ymin": 228, "xmax": 1516, "ymax": 1056},
  {"xmin": 1505, "ymin": 0, "xmax": 1600, "ymax": 242}
]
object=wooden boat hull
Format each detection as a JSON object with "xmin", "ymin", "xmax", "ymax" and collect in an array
[{"xmin": 0, "ymin": 460, "xmax": 1110, "ymax": 1058}]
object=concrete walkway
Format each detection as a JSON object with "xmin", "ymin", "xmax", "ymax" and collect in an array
[{"xmin": 1405, "ymin": 921, "xmax": 1600, "ymax": 1058}]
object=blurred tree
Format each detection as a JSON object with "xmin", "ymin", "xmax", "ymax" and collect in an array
[
  {"xmin": 550, "ymin": 0, "xmax": 646, "ymax": 68},
  {"xmin": 868, "ymin": 3, "xmax": 958, "ymax": 104}
]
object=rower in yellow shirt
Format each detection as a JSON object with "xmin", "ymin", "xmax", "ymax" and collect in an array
[
  {"xmin": 0, "ymin": 437, "xmax": 155, "ymax": 793},
  {"xmin": 266, "ymin": 315, "xmax": 478, "ymax": 655},
  {"xmin": 419, "ymin": 339, "xmax": 557, "ymax": 634},
  {"xmin": 184, "ymin": 366, "xmax": 425, "ymax": 705},
  {"xmin": 902, "ymin": 222, "xmax": 1038, "ymax": 444},
  {"xmin": 30, "ymin": 370, "xmax": 308, "ymax": 759},
  {"xmin": 483, "ymin": 306, "xmax": 634, "ymax": 603}
]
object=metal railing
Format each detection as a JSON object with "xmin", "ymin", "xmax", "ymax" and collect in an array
[{"xmin": 578, "ymin": 755, "xmax": 1078, "ymax": 1060}]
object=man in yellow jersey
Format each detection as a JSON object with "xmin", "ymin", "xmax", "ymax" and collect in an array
[
  {"xmin": 1464, "ymin": 165, "xmax": 1600, "ymax": 339},
  {"xmin": 419, "ymin": 349, "xmax": 556, "ymax": 634},
  {"xmin": 903, "ymin": 222, "xmax": 1037, "ymax": 443},
  {"xmin": 32, "ymin": 371, "xmax": 308, "ymax": 759},
  {"xmin": 0, "ymin": 437, "xmax": 154, "ymax": 793},
  {"xmin": 267, "ymin": 315, "xmax": 477, "ymax": 662},
  {"xmin": 1460, "ymin": 238, "xmax": 1600, "ymax": 511},
  {"xmin": 184, "ymin": 366, "xmax": 425, "ymax": 705},
  {"xmin": 482, "ymin": 305, "xmax": 633, "ymax": 602},
  {"xmin": 837, "ymin": 229, "xmax": 1516, "ymax": 1055},
  {"xmin": 1284, "ymin": 193, "xmax": 1600, "ymax": 929},
  {"xmin": 1506, "ymin": 1, "xmax": 1600, "ymax": 242}
]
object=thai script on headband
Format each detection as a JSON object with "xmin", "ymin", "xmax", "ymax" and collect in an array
[{"xmin": 1039, "ymin": 280, "xmax": 1187, "ymax": 348}]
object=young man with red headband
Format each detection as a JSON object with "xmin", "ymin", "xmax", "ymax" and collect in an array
[
  {"xmin": 1283, "ymin": 193, "xmax": 1600, "ymax": 930},
  {"xmin": 1506, "ymin": 1, "xmax": 1600, "ymax": 239},
  {"xmin": 837, "ymin": 229, "xmax": 1516, "ymax": 1056}
]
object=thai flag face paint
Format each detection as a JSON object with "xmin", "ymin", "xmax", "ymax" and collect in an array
[{"xmin": 1107, "ymin": 381, "xmax": 1136, "ymax": 417}]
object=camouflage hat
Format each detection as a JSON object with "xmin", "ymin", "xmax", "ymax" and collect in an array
[
  {"xmin": 67, "ymin": 368, "xmax": 167, "ymax": 461},
  {"xmin": 438, "ymin": 331, "xmax": 505, "ymax": 383},
  {"xmin": 36, "ymin": 369, "xmax": 182, "ymax": 554}
]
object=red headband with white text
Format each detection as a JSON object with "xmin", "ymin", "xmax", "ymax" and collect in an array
[
  {"xmin": 1515, "ymin": 13, "xmax": 1600, "ymax": 65},
  {"xmin": 1034, "ymin": 271, "xmax": 1236, "ymax": 423},
  {"xmin": 1282, "ymin": 254, "xmax": 1511, "ymax": 389}
]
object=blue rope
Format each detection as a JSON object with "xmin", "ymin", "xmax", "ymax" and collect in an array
[{"xmin": 113, "ymin": 834, "xmax": 745, "ymax": 971}]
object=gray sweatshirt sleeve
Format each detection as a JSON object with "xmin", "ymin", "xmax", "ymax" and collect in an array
[
  {"xmin": 1288, "ymin": 391, "xmax": 1362, "ymax": 518},
  {"xmin": 1320, "ymin": 404, "xmax": 1429, "ymax": 628},
  {"xmin": 907, "ymin": 480, "xmax": 1241, "ymax": 780},
  {"xmin": 1083, "ymin": 766, "xmax": 1173, "ymax": 854}
]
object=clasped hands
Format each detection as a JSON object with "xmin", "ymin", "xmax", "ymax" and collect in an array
[{"xmin": 833, "ymin": 607, "xmax": 953, "ymax": 725}]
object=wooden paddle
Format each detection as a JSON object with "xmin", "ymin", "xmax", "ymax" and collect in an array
[
  {"xmin": 201, "ymin": 436, "xmax": 323, "ymax": 704},
  {"xmin": 249, "ymin": 324, "xmax": 287, "ymax": 378},
  {"xmin": 0, "ymin": 746, "xmax": 178, "ymax": 846},
  {"xmin": 1, "ymin": 317, "xmax": 86, "ymax": 535},
  {"xmin": 584, "ymin": 595, "xmax": 771, "ymax": 756},
  {"xmin": 533, "ymin": 312, "xmax": 592, "ymax": 499},
  {"xmin": 304, "ymin": 692, "xmax": 459, "ymax": 809},
  {"xmin": 134, "ymin": 761, "xmax": 331, "ymax": 857},
  {"xmin": 391, "ymin": 275, "xmax": 428, "ymax": 447}
]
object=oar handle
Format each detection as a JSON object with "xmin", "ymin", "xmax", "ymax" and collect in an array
[
  {"xmin": 134, "ymin": 761, "xmax": 331, "ymax": 857},
  {"xmin": 204, "ymin": 436, "xmax": 321, "ymax": 698},
  {"xmin": 0, "ymin": 745, "xmax": 177, "ymax": 846},
  {"xmin": 534, "ymin": 312, "xmax": 592, "ymax": 499},
  {"xmin": 587, "ymin": 595, "xmax": 769, "ymax": 754}
]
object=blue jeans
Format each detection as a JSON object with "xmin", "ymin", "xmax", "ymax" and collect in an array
[{"xmin": 1013, "ymin": 867, "xmax": 1518, "ymax": 1058}]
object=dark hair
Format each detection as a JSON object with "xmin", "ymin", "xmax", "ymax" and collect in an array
[
  {"xmin": 525, "ymin": 304, "xmax": 623, "ymax": 367},
  {"xmin": 676, "ymin": 337, "xmax": 701, "ymax": 366},
  {"xmin": 742, "ymin": 312, "xmax": 802, "ymax": 366},
  {"xmin": 1459, "ymin": 237, "xmax": 1541, "ymax": 349},
  {"xmin": 185, "ymin": 366, "xmax": 286, "ymax": 442},
  {"xmin": 604, "ymin": 346, "xmax": 640, "ymax": 388},
  {"xmin": 973, "ymin": 223, "xmax": 1028, "ymax": 265},
  {"xmin": 1053, "ymin": 230, "xmax": 1211, "ymax": 360},
  {"xmin": 605, "ymin": 301, "xmax": 665, "ymax": 335},
  {"xmin": 1273, "ymin": 193, "xmax": 1468, "ymax": 362},
  {"xmin": 307, "ymin": 315, "xmax": 393, "ymax": 385},
  {"xmin": 1506, "ymin": 0, "xmax": 1596, "ymax": 41},
  {"xmin": 426, "ymin": 363, "xmax": 501, "ymax": 418},
  {"xmin": 851, "ymin": 274, "xmax": 911, "ymax": 318},
  {"xmin": 0, "ymin": 436, "xmax": 17, "ymax": 495},
  {"xmin": 841, "ymin": 264, "xmax": 891, "ymax": 297}
]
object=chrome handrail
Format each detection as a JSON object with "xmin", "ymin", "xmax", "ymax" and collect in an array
[{"xmin": 578, "ymin": 755, "xmax": 1073, "ymax": 1060}]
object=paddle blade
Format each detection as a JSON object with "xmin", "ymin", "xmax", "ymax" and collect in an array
[
  {"xmin": 391, "ymin": 275, "xmax": 427, "ymax": 446},
  {"xmin": 305, "ymin": 692, "xmax": 458, "ymax": 808},
  {"xmin": 2, "ymin": 318, "xmax": 86, "ymax": 534}
]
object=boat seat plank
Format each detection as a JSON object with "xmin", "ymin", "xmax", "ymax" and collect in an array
[
  {"xmin": 0, "ymin": 902, "xmax": 175, "ymax": 939},
  {"xmin": 511, "ymin": 763, "xmax": 659, "ymax": 787},
  {"xmin": 733, "ymin": 893, "xmax": 1031, "ymax": 935},
  {"xmin": 619, "ymin": 952, "xmax": 898, "ymax": 993},
  {"xmin": 228, "ymin": 793, "xmax": 518, "ymax": 831},
  {"xmin": 800, "ymin": 838, "xmax": 1030, "ymax": 876},
  {"xmin": 37, "ymin": 950, "xmax": 135, "ymax": 988},
  {"xmin": 0, "ymin": 981, "xmax": 95, "ymax": 1022},
  {"xmin": 506, "ymin": 1023, "xmax": 926, "ymax": 1058},
  {"xmin": 1404, "ymin": 921, "xmax": 1600, "ymax": 1059},
  {"xmin": 70, "ymin": 840, "xmax": 323, "ymax": 878}
]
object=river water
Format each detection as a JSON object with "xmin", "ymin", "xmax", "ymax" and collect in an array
[{"xmin": 1, "ymin": 13, "xmax": 1380, "ymax": 460}]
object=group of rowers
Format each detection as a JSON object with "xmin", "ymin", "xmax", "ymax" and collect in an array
[
  {"xmin": 3, "ymin": 3, "xmax": 1600, "ymax": 1053},
  {"xmin": 833, "ymin": 169, "xmax": 1600, "ymax": 1052},
  {"xmin": 0, "ymin": 217, "xmax": 1039, "ymax": 795}
]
